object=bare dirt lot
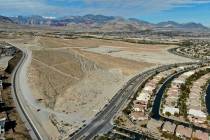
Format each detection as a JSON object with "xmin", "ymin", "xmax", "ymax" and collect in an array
[{"xmin": 5, "ymin": 36, "xmax": 192, "ymax": 139}]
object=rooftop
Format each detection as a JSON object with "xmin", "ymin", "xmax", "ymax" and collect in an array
[
  {"xmin": 188, "ymin": 109, "xmax": 206, "ymax": 118},
  {"xmin": 176, "ymin": 125, "xmax": 192, "ymax": 138},
  {"xmin": 162, "ymin": 121, "xmax": 176, "ymax": 134},
  {"xmin": 192, "ymin": 130, "xmax": 209, "ymax": 140},
  {"xmin": 172, "ymin": 79, "xmax": 185, "ymax": 85},
  {"xmin": 183, "ymin": 71, "xmax": 195, "ymax": 77},
  {"xmin": 163, "ymin": 106, "xmax": 179, "ymax": 115},
  {"xmin": 136, "ymin": 93, "xmax": 150, "ymax": 102}
]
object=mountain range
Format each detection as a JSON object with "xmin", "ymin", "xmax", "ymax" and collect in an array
[
  {"xmin": 0, "ymin": 15, "xmax": 14, "ymax": 24},
  {"xmin": 0, "ymin": 14, "xmax": 209, "ymax": 32}
]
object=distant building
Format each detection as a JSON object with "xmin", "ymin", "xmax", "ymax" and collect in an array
[
  {"xmin": 192, "ymin": 130, "xmax": 209, "ymax": 140},
  {"xmin": 133, "ymin": 100, "xmax": 146, "ymax": 112},
  {"xmin": 182, "ymin": 71, "xmax": 195, "ymax": 77},
  {"xmin": 187, "ymin": 72, "xmax": 210, "ymax": 125},
  {"xmin": 129, "ymin": 112, "xmax": 147, "ymax": 121},
  {"xmin": 142, "ymin": 86, "xmax": 154, "ymax": 95},
  {"xmin": 177, "ymin": 66, "xmax": 185, "ymax": 71},
  {"xmin": 163, "ymin": 106, "xmax": 179, "ymax": 115},
  {"xmin": 147, "ymin": 118, "xmax": 163, "ymax": 133},
  {"xmin": 176, "ymin": 125, "xmax": 192, "ymax": 139},
  {"xmin": 0, "ymin": 43, "xmax": 17, "ymax": 56},
  {"xmin": 162, "ymin": 121, "xmax": 176, "ymax": 134},
  {"xmin": 188, "ymin": 109, "xmax": 206, "ymax": 118},
  {"xmin": 136, "ymin": 92, "xmax": 150, "ymax": 104},
  {"xmin": 188, "ymin": 109, "xmax": 206, "ymax": 124},
  {"xmin": 172, "ymin": 79, "xmax": 185, "ymax": 88},
  {"xmin": 3, "ymin": 46, "xmax": 17, "ymax": 56}
]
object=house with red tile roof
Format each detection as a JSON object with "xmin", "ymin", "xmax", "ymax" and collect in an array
[{"xmin": 176, "ymin": 125, "xmax": 192, "ymax": 139}]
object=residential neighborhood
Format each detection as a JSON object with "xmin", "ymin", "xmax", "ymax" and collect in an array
[
  {"xmin": 171, "ymin": 40, "xmax": 210, "ymax": 60},
  {"xmin": 129, "ymin": 67, "xmax": 178, "ymax": 122},
  {"xmin": 113, "ymin": 62, "xmax": 210, "ymax": 140},
  {"xmin": 187, "ymin": 72, "xmax": 210, "ymax": 125},
  {"xmin": 1, "ymin": 1, "xmax": 210, "ymax": 139}
]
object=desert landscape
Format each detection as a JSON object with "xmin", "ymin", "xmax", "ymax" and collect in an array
[
  {"xmin": 1, "ymin": 35, "xmax": 192, "ymax": 139},
  {"xmin": 0, "ymin": 1, "xmax": 210, "ymax": 139},
  {"xmin": 0, "ymin": 0, "xmax": 210, "ymax": 140}
]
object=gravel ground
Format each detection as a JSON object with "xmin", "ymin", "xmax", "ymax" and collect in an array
[{"xmin": 5, "ymin": 36, "xmax": 193, "ymax": 139}]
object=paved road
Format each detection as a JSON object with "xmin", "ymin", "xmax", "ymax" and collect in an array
[
  {"xmin": 10, "ymin": 45, "xmax": 87, "ymax": 140},
  {"xmin": 70, "ymin": 62, "xmax": 199, "ymax": 140},
  {"xmin": 11, "ymin": 48, "xmax": 46, "ymax": 140},
  {"xmin": 9, "ymin": 46, "xmax": 201, "ymax": 140}
]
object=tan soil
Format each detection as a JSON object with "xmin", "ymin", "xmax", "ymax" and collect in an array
[{"xmin": 5, "ymin": 36, "xmax": 192, "ymax": 139}]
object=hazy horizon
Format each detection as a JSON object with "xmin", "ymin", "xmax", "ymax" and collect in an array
[
  {"xmin": 3, "ymin": 14, "xmax": 208, "ymax": 28},
  {"xmin": 0, "ymin": 0, "xmax": 210, "ymax": 26}
]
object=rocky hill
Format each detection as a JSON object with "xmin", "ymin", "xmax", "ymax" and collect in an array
[
  {"xmin": 0, "ymin": 15, "xmax": 14, "ymax": 24},
  {"xmin": 156, "ymin": 21, "xmax": 208, "ymax": 30},
  {"xmin": 6, "ymin": 14, "xmax": 210, "ymax": 32}
]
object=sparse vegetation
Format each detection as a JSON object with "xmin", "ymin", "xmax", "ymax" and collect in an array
[
  {"xmin": 165, "ymin": 112, "xmax": 171, "ymax": 117},
  {"xmin": 178, "ymin": 68, "xmax": 210, "ymax": 118},
  {"xmin": 207, "ymin": 115, "xmax": 210, "ymax": 121},
  {"xmin": 114, "ymin": 116, "xmax": 126, "ymax": 126}
]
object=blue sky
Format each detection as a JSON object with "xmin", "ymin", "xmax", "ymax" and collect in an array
[{"xmin": 0, "ymin": 0, "xmax": 210, "ymax": 26}]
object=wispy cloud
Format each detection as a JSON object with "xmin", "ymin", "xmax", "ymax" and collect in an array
[
  {"xmin": 84, "ymin": 0, "xmax": 210, "ymax": 14},
  {"xmin": 0, "ymin": 0, "xmax": 210, "ymax": 17}
]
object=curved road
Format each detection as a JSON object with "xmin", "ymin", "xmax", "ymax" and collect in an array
[
  {"xmin": 70, "ymin": 62, "xmax": 199, "ymax": 140},
  {"xmin": 10, "ymin": 45, "xmax": 201, "ymax": 140},
  {"xmin": 11, "ymin": 48, "xmax": 46, "ymax": 140}
]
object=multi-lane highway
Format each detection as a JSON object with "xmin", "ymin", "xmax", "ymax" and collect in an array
[
  {"xmin": 70, "ymin": 62, "xmax": 199, "ymax": 140},
  {"xmin": 10, "ymin": 46, "xmax": 200, "ymax": 140}
]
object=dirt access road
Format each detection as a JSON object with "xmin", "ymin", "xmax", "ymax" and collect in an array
[{"xmin": 6, "ymin": 36, "xmax": 192, "ymax": 139}]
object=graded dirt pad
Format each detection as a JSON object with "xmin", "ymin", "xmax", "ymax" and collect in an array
[
  {"xmin": 28, "ymin": 59, "xmax": 76, "ymax": 109},
  {"xmin": 73, "ymin": 48, "xmax": 151, "ymax": 75},
  {"xmin": 38, "ymin": 36, "xmax": 171, "ymax": 50},
  {"xmin": 81, "ymin": 44, "xmax": 191, "ymax": 64},
  {"xmin": 38, "ymin": 36, "xmax": 192, "ymax": 65},
  {"xmin": 8, "ymin": 36, "xmax": 192, "ymax": 139},
  {"xmin": 28, "ymin": 48, "xmax": 132, "ymax": 137}
]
